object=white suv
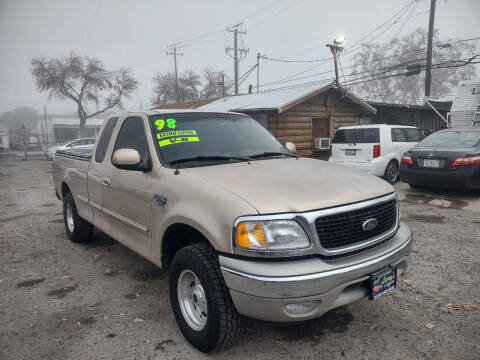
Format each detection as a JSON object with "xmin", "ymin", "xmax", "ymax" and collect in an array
[{"xmin": 328, "ymin": 124, "xmax": 424, "ymax": 183}]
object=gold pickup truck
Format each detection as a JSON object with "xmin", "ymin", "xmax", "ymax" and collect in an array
[{"xmin": 52, "ymin": 110, "xmax": 413, "ymax": 352}]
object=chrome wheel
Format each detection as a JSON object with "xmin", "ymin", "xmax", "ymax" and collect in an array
[
  {"xmin": 386, "ymin": 162, "xmax": 398, "ymax": 183},
  {"xmin": 177, "ymin": 269, "xmax": 208, "ymax": 331},
  {"xmin": 66, "ymin": 202, "xmax": 74, "ymax": 233}
]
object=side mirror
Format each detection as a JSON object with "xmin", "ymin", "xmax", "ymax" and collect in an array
[
  {"xmin": 112, "ymin": 148, "xmax": 152, "ymax": 172},
  {"xmin": 285, "ymin": 142, "xmax": 296, "ymax": 154}
]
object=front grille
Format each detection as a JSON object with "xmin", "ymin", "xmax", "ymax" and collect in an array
[{"xmin": 314, "ymin": 199, "xmax": 397, "ymax": 250}]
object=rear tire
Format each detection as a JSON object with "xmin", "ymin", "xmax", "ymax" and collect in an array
[
  {"xmin": 384, "ymin": 161, "xmax": 399, "ymax": 184},
  {"xmin": 63, "ymin": 192, "xmax": 93, "ymax": 243},
  {"xmin": 169, "ymin": 243, "xmax": 244, "ymax": 353}
]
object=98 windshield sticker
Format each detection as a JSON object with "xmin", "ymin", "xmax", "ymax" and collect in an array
[{"xmin": 154, "ymin": 118, "xmax": 200, "ymax": 148}]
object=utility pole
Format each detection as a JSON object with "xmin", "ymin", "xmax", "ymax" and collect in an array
[
  {"xmin": 221, "ymin": 74, "xmax": 225, "ymax": 97},
  {"xmin": 167, "ymin": 45, "xmax": 183, "ymax": 101},
  {"xmin": 327, "ymin": 35, "xmax": 344, "ymax": 86},
  {"xmin": 256, "ymin": 53, "xmax": 260, "ymax": 93},
  {"xmin": 43, "ymin": 106, "xmax": 48, "ymax": 147},
  {"xmin": 226, "ymin": 23, "xmax": 248, "ymax": 95},
  {"xmin": 425, "ymin": 0, "xmax": 437, "ymax": 97}
]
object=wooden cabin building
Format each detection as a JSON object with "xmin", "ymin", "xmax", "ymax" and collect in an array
[{"xmin": 200, "ymin": 83, "xmax": 376, "ymax": 157}]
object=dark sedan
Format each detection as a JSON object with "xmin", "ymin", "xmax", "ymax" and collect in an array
[{"xmin": 400, "ymin": 128, "xmax": 480, "ymax": 190}]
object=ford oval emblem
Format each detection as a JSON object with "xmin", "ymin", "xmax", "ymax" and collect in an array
[{"xmin": 362, "ymin": 218, "xmax": 378, "ymax": 231}]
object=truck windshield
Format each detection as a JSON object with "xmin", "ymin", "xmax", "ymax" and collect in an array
[{"xmin": 148, "ymin": 113, "xmax": 291, "ymax": 166}]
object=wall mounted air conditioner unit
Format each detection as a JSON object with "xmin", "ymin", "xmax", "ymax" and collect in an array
[{"xmin": 314, "ymin": 137, "xmax": 330, "ymax": 150}]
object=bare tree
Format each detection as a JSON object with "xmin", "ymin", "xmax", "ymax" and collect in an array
[
  {"xmin": 151, "ymin": 68, "xmax": 232, "ymax": 106},
  {"xmin": 179, "ymin": 70, "xmax": 202, "ymax": 101},
  {"xmin": 31, "ymin": 53, "xmax": 138, "ymax": 135},
  {"xmin": 201, "ymin": 68, "xmax": 233, "ymax": 98},
  {"xmin": 349, "ymin": 28, "xmax": 478, "ymax": 104},
  {"xmin": 151, "ymin": 71, "xmax": 177, "ymax": 105}
]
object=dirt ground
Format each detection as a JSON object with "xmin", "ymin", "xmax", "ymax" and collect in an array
[{"xmin": 0, "ymin": 156, "xmax": 479, "ymax": 360}]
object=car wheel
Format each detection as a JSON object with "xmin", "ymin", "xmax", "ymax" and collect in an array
[
  {"xmin": 384, "ymin": 161, "xmax": 399, "ymax": 184},
  {"xmin": 169, "ymin": 243, "xmax": 244, "ymax": 353},
  {"xmin": 63, "ymin": 192, "xmax": 93, "ymax": 243}
]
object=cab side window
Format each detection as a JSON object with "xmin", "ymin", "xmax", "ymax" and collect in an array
[
  {"xmin": 113, "ymin": 117, "xmax": 149, "ymax": 160},
  {"xmin": 95, "ymin": 117, "xmax": 118, "ymax": 163}
]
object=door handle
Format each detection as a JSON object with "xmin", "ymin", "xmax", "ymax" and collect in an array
[{"xmin": 101, "ymin": 177, "xmax": 111, "ymax": 186}]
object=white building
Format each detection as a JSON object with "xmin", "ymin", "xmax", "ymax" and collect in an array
[
  {"xmin": 450, "ymin": 78, "xmax": 480, "ymax": 127},
  {"xmin": 0, "ymin": 125, "xmax": 9, "ymax": 149},
  {"xmin": 38, "ymin": 116, "xmax": 105, "ymax": 145}
]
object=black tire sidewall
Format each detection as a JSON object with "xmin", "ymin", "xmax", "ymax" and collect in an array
[
  {"xmin": 169, "ymin": 247, "xmax": 223, "ymax": 353},
  {"xmin": 385, "ymin": 161, "xmax": 399, "ymax": 184}
]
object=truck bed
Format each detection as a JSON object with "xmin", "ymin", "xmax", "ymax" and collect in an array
[
  {"xmin": 56, "ymin": 147, "xmax": 93, "ymax": 161},
  {"xmin": 52, "ymin": 146, "xmax": 93, "ymax": 223}
]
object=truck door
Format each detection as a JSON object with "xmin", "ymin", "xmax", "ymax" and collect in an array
[
  {"xmin": 88, "ymin": 116, "xmax": 119, "ymax": 228},
  {"xmin": 100, "ymin": 115, "xmax": 154, "ymax": 255}
]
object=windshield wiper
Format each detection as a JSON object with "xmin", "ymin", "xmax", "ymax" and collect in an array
[
  {"xmin": 169, "ymin": 155, "xmax": 252, "ymax": 165},
  {"xmin": 248, "ymin": 151, "xmax": 298, "ymax": 159}
]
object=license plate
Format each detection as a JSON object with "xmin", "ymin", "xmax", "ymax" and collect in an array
[
  {"xmin": 345, "ymin": 149, "xmax": 356, "ymax": 156},
  {"xmin": 423, "ymin": 159, "xmax": 439, "ymax": 168},
  {"xmin": 369, "ymin": 267, "xmax": 397, "ymax": 300}
]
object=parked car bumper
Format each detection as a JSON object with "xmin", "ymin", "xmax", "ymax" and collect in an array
[
  {"xmin": 220, "ymin": 222, "xmax": 412, "ymax": 322},
  {"xmin": 400, "ymin": 164, "xmax": 480, "ymax": 190},
  {"xmin": 329, "ymin": 158, "xmax": 386, "ymax": 177}
]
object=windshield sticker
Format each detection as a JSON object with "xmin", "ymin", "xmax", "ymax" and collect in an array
[
  {"xmin": 156, "ymin": 130, "xmax": 197, "ymax": 140},
  {"xmin": 158, "ymin": 136, "xmax": 200, "ymax": 147},
  {"xmin": 155, "ymin": 118, "xmax": 177, "ymax": 131},
  {"xmin": 154, "ymin": 118, "xmax": 199, "ymax": 147}
]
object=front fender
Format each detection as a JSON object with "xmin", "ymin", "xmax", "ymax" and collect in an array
[{"xmin": 150, "ymin": 168, "xmax": 258, "ymax": 265}]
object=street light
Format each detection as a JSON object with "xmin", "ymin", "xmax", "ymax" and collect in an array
[
  {"xmin": 333, "ymin": 34, "xmax": 345, "ymax": 46},
  {"xmin": 327, "ymin": 35, "xmax": 345, "ymax": 86}
]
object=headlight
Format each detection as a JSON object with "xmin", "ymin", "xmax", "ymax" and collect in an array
[{"xmin": 235, "ymin": 220, "xmax": 310, "ymax": 251}]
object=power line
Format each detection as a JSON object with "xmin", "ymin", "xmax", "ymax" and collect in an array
[
  {"xmin": 260, "ymin": 55, "xmax": 426, "ymax": 88},
  {"xmin": 252, "ymin": 1, "xmax": 417, "ymax": 86},
  {"xmin": 260, "ymin": 55, "xmax": 331, "ymax": 63},
  {"xmin": 340, "ymin": 0, "xmax": 417, "ymax": 57},
  {"xmin": 248, "ymin": 0, "xmax": 308, "ymax": 31},
  {"xmin": 274, "ymin": 1, "xmax": 416, "ymax": 60},
  {"xmin": 238, "ymin": 64, "xmax": 258, "ymax": 87},
  {"xmin": 393, "ymin": 0, "xmax": 420, "ymax": 40},
  {"xmin": 258, "ymin": 36, "xmax": 478, "ymax": 90},
  {"xmin": 167, "ymin": 0, "xmax": 290, "ymax": 48},
  {"xmin": 238, "ymin": 0, "xmax": 289, "ymax": 24},
  {"xmin": 252, "ymin": 54, "xmax": 479, "ymax": 94}
]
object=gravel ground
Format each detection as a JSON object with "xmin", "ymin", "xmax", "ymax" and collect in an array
[{"xmin": 0, "ymin": 157, "xmax": 479, "ymax": 360}]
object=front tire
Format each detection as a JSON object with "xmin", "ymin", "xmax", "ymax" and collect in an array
[
  {"xmin": 384, "ymin": 160, "xmax": 399, "ymax": 184},
  {"xmin": 63, "ymin": 192, "xmax": 93, "ymax": 243},
  {"xmin": 169, "ymin": 243, "xmax": 244, "ymax": 353}
]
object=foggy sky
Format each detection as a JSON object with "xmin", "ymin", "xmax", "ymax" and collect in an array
[{"xmin": 0, "ymin": 0, "xmax": 478, "ymax": 116}]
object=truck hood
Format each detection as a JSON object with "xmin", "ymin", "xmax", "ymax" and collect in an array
[{"xmin": 184, "ymin": 157, "xmax": 394, "ymax": 214}]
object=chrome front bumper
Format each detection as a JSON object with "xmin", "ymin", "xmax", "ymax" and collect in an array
[{"xmin": 220, "ymin": 222, "xmax": 413, "ymax": 322}]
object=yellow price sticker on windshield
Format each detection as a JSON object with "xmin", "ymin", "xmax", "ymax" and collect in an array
[
  {"xmin": 158, "ymin": 136, "xmax": 200, "ymax": 147},
  {"xmin": 157, "ymin": 130, "xmax": 197, "ymax": 140}
]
